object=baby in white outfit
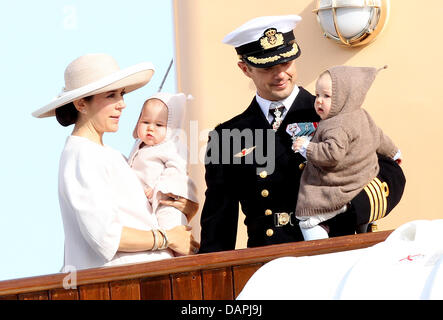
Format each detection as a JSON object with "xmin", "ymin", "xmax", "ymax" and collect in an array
[{"xmin": 128, "ymin": 92, "xmax": 198, "ymax": 231}]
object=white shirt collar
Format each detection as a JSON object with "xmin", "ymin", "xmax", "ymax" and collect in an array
[{"xmin": 256, "ymin": 86, "xmax": 300, "ymax": 122}]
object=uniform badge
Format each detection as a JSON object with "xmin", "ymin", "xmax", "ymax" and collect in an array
[
  {"xmin": 234, "ymin": 146, "xmax": 256, "ymax": 158},
  {"xmin": 287, "ymin": 123, "xmax": 319, "ymax": 152},
  {"xmin": 260, "ymin": 28, "xmax": 284, "ymax": 50},
  {"xmin": 286, "ymin": 122, "xmax": 318, "ymax": 138}
]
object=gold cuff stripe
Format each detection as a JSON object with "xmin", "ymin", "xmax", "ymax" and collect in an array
[
  {"xmin": 247, "ymin": 43, "xmax": 299, "ymax": 65},
  {"xmin": 366, "ymin": 182, "xmax": 379, "ymax": 221},
  {"xmin": 363, "ymin": 177, "xmax": 390, "ymax": 222},
  {"xmin": 372, "ymin": 180, "xmax": 384, "ymax": 220},
  {"xmin": 373, "ymin": 178, "xmax": 388, "ymax": 219},
  {"xmin": 371, "ymin": 179, "xmax": 384, "ymax": 220},
  {"xmin": 364, "ymin": 184, "xmax": 375, "ymax": 223}
]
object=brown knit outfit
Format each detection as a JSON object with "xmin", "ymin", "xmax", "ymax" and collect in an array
[{"xmin": 295, "ymin": 66, "xmax": 398, "ymax": 217}]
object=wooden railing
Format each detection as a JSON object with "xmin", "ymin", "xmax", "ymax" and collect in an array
[{"xmin": 0, "ymin": 231, "xmax": 392, "ymax": 300}]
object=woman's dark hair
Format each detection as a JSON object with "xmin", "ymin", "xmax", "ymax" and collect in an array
[{"xmin": 55, "ymin": 95, "xmax": 93, "ymax": 127}]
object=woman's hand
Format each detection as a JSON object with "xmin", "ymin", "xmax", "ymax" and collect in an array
[
  {"xmin": 118, "ymin": 226, "xmax": 199, "ymax": 254},
  {"xmin": 166, "ymin": 225, "xmax": 200, "ymax": 255},
  {"xmin": 159, "ymin": 193, "xmax": 199, "ymax": 221}
]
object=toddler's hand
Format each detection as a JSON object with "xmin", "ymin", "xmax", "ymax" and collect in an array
[
  {"xmin": 144, "ymin": 186, "xmax": 153, "ymax": 200},
  {"xmin": 292, "ymin": 137, "xmax": 307, "ymax": 152}
]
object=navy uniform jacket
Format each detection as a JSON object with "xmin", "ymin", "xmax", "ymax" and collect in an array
[{"xmin": 199, "ymin": 87, "xmax": 319, "ymax": 253}]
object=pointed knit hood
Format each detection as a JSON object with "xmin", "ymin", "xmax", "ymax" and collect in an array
[{"xmin": 325, "ymin": 65, "xmax": 384, "ymax": 119}]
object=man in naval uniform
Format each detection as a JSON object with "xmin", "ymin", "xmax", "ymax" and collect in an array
[{"xmin": 199, "ymin": 15, "xmax": 405, "ymax": 253}]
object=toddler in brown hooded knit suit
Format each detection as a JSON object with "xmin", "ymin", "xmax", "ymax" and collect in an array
[{"xmin": 293, "ymin": 65, "xmax": 403, "ymax": 240}]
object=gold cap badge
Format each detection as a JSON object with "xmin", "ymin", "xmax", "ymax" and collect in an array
[{"xmin": 260, "ymin": 28, "xmax": 284, "ymax": 50}]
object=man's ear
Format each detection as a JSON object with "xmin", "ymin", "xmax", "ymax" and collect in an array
[{"xmin": 237, "ymin": 60, "xmax": 251, "ymax": 78}]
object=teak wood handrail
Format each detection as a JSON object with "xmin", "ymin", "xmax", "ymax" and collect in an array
[{"xmin": 0, "ymin": 230, "xmax": 392, "ymax": 299}]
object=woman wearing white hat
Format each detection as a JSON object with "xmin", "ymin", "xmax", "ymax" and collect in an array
[{"xmin": 33, "ymin": 53, "xmax": 199, "ymax": 271}]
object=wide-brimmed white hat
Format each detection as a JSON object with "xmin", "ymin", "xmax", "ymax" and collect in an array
[{"xmin": 32, "ymin": 53, "xmax": 155, "ymax": 118}]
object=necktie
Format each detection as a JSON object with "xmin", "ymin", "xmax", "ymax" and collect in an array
[{"xmin": 269, "ymin": 102, "xmax": 285, "ymax": 131}]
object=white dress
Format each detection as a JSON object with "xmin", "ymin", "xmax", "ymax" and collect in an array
[{"xmin": 58, "ymin": 135, "xmax": 173, "ymax": 272}]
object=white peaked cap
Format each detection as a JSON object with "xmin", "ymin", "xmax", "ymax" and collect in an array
[{"xmin": 223, "ymin": 15, "xmax": 302, "ymax": 47}]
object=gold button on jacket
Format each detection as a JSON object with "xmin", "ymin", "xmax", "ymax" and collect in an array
[
  {"xmin": 259, "ymin": 170, "xmax": 268, "ymax": 178},
  {"xmin": 261, "ymin": 189, "xmax": 269, "ymax": 197},
  {"xmin": 266, "ymin": 229, "xmax": 274, "ymax": 237}
]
